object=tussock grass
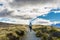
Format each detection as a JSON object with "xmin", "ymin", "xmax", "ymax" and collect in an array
[
  {"xmin": 32, "ymin": 25, "xmax": 60, "ymax": 40},
  {"xmin": 0, "ymin": 23, "xmax": 27, "ymax": 40}
]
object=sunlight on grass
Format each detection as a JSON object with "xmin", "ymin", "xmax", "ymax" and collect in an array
[
  {"xmin": 0, "ymin": 24, "xmax": 27, "ymax": 40},
  {"xmin": 32, "ymin": 25, "xmax": 60, "ymax": 40}
]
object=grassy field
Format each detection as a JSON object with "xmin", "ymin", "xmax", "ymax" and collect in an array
[
  {"xmin": 0, "ymin": 22, "xmax": 28, "ymax": 40},
  {"xmin": 0, "ymin": 22, "xmax": 60, "ymax": 40},
  {"xmin": 32, "ymin": 25, "xmax": 60, "ymax": 40}
]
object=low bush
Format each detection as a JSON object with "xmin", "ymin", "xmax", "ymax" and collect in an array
[{"xmin": 6, "ymin": 33, "xmax": 19, "ymax": 40}]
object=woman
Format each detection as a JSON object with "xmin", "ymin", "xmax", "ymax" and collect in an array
[{"xmin": 29, "ymin": 22, "xmax": 32, "ymax": 32}]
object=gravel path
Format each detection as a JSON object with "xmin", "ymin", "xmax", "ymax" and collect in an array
[{"xmin": 23, "ymin": 28, "xmax": 40, "ymax": 40}]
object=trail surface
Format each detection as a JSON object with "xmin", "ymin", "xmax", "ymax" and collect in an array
[{"xmin": 23, "ymin": 28, "xmax": 40, "ymax": 40}]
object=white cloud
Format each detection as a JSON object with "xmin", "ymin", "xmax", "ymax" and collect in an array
[
  {"xmin": 31, "ymin": 18, "xmax": 60, "ymax": 25},
  {"xmin": 0, "ymin": 0, "xmax": 60, "ymax": 25},
  {"xmin": 9, "ymin": 4, "xmax": 57, "ymax": 19},
  {"xmin": 53, "ymin": 11, "xmax": 60, "ymax": 13},
  {"xmin": 0, "ymin": 17, "xmax": 29, "ymax": 24},
  {"xmin": 31, "ymin": 18, "xmax": 52, "ymax": 25},
  {"xmin": 52, "ymin": 21, "xmax": 60, "ymax": 24}
]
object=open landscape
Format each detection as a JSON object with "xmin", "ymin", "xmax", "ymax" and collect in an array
[
  {"xmin": 0, "ymin": 0, "xmax": 60, "ymax": 40},
  {"xmin": 0, "ymin": 22, "xmax": 60, "ymax": 40},
  {"xmin": 0, "ymin": 22, "xmax": 28, "ymax": 40},
  {"xmin": 32, "ymin": 25, "xmax": 60, "ymax": 40}
]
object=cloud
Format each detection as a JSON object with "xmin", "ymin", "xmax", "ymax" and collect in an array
[
  {"xmin": 0, "ymin": 4, "xmax": 58, "ymax": 25},
  {"xmin": 0, "ymin": 0, "xmax": 60, "ymax": 25},
  {"xmin": 0, "ymin": 6, "xmax": 51, "ymax": 25},
  {"xmin": 50, "ymin": 8, "xmax": 60, "ymax": 13},
  {"xmin": 32, "ymin": 18, "xmax": 52, "ymax": 25},
  {"xmin": 1, "ymin": 5, "xmax": 51, "ymax": 20},
  {"xmin": 31, "ymin": 18, "xmax": 60, "ymax": 25},
  {"xmin": 37, "ymin": 10, "xmax": 60, "ymax": 21},
  {"xmin": 0, "ymin": 9, "xmax": 13, "ymax": 17},
  {"xmin": 0, "ymin": 8, "xmax": 32, "ymax": 20},
  {"xmin": 8, "ymin": 0, "xmax": 59, "ymax": 8},
  {"xmin": 52, "ymin": 21, "xmax": 60, "ymax": 24},
  {"xmin": 0, "ymin": 17, "xmax": 29, "ymax": 24}
]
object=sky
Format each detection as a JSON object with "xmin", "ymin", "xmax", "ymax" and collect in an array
[{"xmin": 0, "ymin": 0, "xmax": 60, "ymax": 26}]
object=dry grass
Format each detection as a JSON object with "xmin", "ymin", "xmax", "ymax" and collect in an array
[
  {"xmin": 0, "ymin": 23, "xmax": 28, "ymax": 40},
  {"xmin": 32, "ymin": 25, "xmax": 60, "ymax": 31},
  {"xmin": 32, "ymin": 25, "xmax": 60, "ymax": 40}
]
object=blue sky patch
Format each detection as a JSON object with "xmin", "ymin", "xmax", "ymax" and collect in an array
[{"xmin": 37, "ymin": 9, "xmax": 60, "ymax": 22}]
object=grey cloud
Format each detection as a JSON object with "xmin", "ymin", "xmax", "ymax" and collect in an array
[
  {"xmin": 11, "ymin": 15, "xmax": 32, "ymax": 20},
  {"xmin": 9, "ymin": 0, "xmax": 57, "ymax": 8},
  {"xmin": 12, "ymin": 0, "xmax": 56, "ymax": 3},
  {"xmin": 0, "ymin": 9, "xmax": 32, "ymax": 20},
  {"xmin": 37, "ymin": 21, "xmax": 49, "ymax": 24},
  {"xmin": 0, "ymin": 9, "xmax": 13, "ymax": 17}
]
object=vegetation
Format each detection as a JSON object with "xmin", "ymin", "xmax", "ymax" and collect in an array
[
  {"xmin": 33, "ymin": 25, "xmax": 60, "ymax": 40},
  {"xmin": 0, "ymin": 22, "xmax": 60, "ymax": 40},
  {"xmin": 0, "ymin": 22, "xmax": 27, "ymax": 40}
]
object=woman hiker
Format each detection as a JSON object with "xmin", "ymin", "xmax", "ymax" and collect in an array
[{"xmin": 29, "ymin": 22, "xmax": 32, "ymax": 32}]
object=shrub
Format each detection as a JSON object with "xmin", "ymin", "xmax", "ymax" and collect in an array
[
  {"xmin": 36, "ymin": 31, "xmax": 42, "ymax": 37},
  {"xmin": 6, "ymin": 33, "xmax": 19, "ymax": 40},
  {"xmin": 52, "ymin": 31, "xmax": 60, "ymax": 38},
  {"xmin": 15, "ymin": 30, "xmax": 24, "ymax": 36}
]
